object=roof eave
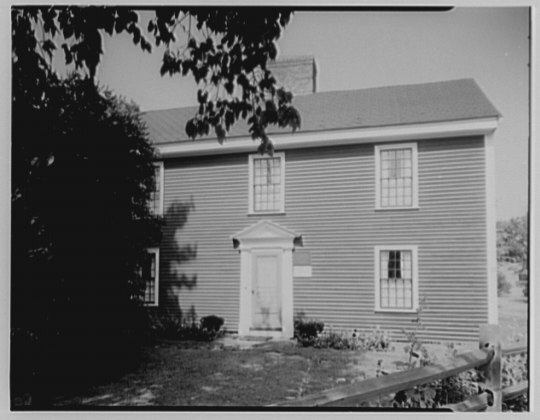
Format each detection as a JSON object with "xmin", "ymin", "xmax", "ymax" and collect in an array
[{"xmin": 155, "ymin": 116, "xmax": 500, "ymax": 159}]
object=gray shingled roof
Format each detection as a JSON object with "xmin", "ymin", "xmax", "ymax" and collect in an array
[{"xmin": 142, "ymin": 78, "xmax": 500, "ymax": 145}]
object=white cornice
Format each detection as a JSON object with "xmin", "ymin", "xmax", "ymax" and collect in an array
[{"xmin": 155, "ymin": 117, "xmax": 500, "ymax": 158}]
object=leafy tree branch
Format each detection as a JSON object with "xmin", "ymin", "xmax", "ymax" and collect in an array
[
  {"xmin": 496, "ymin": 215, "xmax": 528, "ymax": 269},
  {"xmin": 13, "ymin": 6, "xmax": 301, "ymax": 154}
]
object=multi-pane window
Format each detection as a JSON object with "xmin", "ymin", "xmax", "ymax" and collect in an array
[
  {"xmin": 249, "ymin": 153, "xmax": 285, "ymax": 213},
  {"xmin": 380, "ymin": 250, "xmax": 413, "ymax": 309},
  {"xmin": 140, "ymin": 248, "xmax": 159, "ymax": 306},
  {"xmin": 375, "ymin": 143, "xmax": 418, "ymax": 209},
  {"xmin": 150, "ymin": 162, "xmax": 163, "ymax": 215},
  {"xmin": 381, "ymin": 148, "xmax": 412, "ymax": 207},
  {"xmin": 375, "ymin": 246, "xmax": 417, "ymax": 312}
]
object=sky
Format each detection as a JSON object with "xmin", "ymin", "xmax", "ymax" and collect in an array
[{"xmin": 96, "ymin": 7, "xmax": 530, "ymax": 221}]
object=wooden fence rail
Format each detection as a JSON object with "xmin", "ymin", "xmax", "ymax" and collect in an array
[
  {"xmin": 271, "ymin": 324, "xmax": 528, "ymax": 411},
  {"xmin": 444, "ymin": 393, "xmax": 490, "ymax": 412},
  {"xmin": 502, "ymin": 381, "xmax": 529, "ymax": 401},
  {"xmin": 272, "ymin": 350, "xmax": 492, "ymax": 407},
  {"xmin": 444, "ymin": 343, "xmax": 528, "ymax": 412},
  {"xmin": 503, "ymin": 346, "xmax": 528, "ymax": 357}
]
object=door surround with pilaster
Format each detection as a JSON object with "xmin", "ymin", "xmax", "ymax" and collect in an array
[{"xmin": 232, "ymin": 220, "xmax": 301, "ymax": 339}]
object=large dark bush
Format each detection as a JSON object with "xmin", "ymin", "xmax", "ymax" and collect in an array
[{"xmin": 11, "ymin": 71, "xmax": 161, "ymax": 405}]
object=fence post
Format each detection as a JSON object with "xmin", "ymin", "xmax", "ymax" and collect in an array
[{"xmin": 478, "ymin": 324, "xmax": 502, "ymax": 411}]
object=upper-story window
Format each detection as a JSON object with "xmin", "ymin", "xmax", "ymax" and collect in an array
[
  {"xmin": 375, "ymin": 143, "xmax": 418, "ymax": 209},
  {"xmin": 150, "ymin": 161, "xmax": 164, "ymax": 216},
  {"xmin": 248, "ymin": 152, "xmax": 285, "ymax": 214}
]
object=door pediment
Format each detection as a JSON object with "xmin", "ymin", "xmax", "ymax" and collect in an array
[{"xmin": 232, "ymin": 220, "xmax": 301, "ymax": 250}]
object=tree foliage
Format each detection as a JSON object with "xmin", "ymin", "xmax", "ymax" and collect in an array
[
  {"xmin": 11, "ymin": 73, "xmax": 162, "ymax": 404},
  {"xmin": 13, "ymin": 6, "xmax": 300, "ymax": 154},
  {"xmin": 496, "ymin": 215, "xmax": 528, "ymax": 266},
  {"xmin": 12, "ymin": 9, "xmax": 164, "ymax": 403},
  {"xmin": 12, "ymin": 6, "xmax": 298, "ymax": 404}
]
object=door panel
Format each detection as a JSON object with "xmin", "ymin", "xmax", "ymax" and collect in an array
[{"xmin": 252, "ymin": 253, "xmax": 281, "ymax": 330}]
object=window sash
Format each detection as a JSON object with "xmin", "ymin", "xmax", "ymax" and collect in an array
[
  {"xmin": 141, "ymin": 249, "xmax": 159, "ymax": 306},
  {"xmin": 379, "ymin": 250, "xmax": 413, "ymax": 309},
  {"xmin": 380, "ymin": 148, "xmax": 413, "ymax": 208},
  {"xmin": 252, "ymin": 156, "xmax": 282, "ymax": 212},
  {"xmin": 150, "ymin": 163, "xmax": 163, "ymax": 215}
]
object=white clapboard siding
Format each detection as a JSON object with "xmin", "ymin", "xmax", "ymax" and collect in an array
[{"xmin": 159, "ymin": 135, "xmax": 488, "ymax": 342}]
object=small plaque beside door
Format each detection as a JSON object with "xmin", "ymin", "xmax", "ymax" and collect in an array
[{"xmin": 293, "ymin": 251, "xmax": 312, "ymax": 277}]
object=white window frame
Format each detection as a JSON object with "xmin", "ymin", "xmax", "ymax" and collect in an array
[
  {"xmin": 374, "ymin": 142, "xmax": 418, "ymax": 210},
  {"xmin": 374, "ymin": 245, "xmax": 419, "ymax": 313},
  {"xmin": 143, "ymin": 247, "xmax": 160, "ymax": 307},
  {"xmin": 248, "ymin": 152, "xmax": 286, "ymax": 215},
  {"xmin": 151, "ymin": 161, "xmax": 164, "ymax": 216}
]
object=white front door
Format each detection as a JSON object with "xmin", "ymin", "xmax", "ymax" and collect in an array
[
  {"xmin": 251, "ymin": 250, "xmax": 282, "ymax": 330},
  {"xmin": 233, "ymin": 220, "xmax": 298, "ymax": 338}
]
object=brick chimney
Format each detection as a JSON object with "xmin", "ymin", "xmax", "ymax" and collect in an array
[{"xmin": 268, "ymin": 56, "xmax": 317, "ymax": 96}]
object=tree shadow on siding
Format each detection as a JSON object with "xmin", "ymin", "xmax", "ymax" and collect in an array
[{"xmin": 159, "ymin": 199, "xmax": 199, "ymax": 322}]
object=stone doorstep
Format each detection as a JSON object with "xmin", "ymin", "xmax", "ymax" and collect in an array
[
  {"xmin": 238, "ymin": 335, "xmax": 274, "ymax": 342},
  {"xmin": 214, "ymin": 334, "xmax": 293, "ymax": 350}
]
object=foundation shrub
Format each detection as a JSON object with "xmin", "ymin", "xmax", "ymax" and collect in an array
[
  {"xmin": 293, "ymin": 317, "xmax": 324, "ymax": 347},
  {"xmin": 363, "ymin": 327, "xmax": 392, "ymax": 352},
  {"xmin": 293, "ymin": 318, "xmax": 391, "ymax": 351},
  {"xmin": 149, "ymin": 312, "xmax": 225, "ymax": 341},
  {"xmin": 314, "ymin": 327, "xmax": 355, "ymax": 350}
]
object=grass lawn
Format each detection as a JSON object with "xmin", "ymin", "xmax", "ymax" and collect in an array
[
  {"xmin": 54, "ymin": 341, "xmax": 357, "ymax": 406},
  {"xmin": 52, "ymin": 264, "xmax": 528, "ymax": 407},
  {"xmin": 54, "ymin": 341, "xmax": 383, "ymax": 406},
  {"xmin": 54, "ymin": 338, "xmax": 462, "ymax": 407}
]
